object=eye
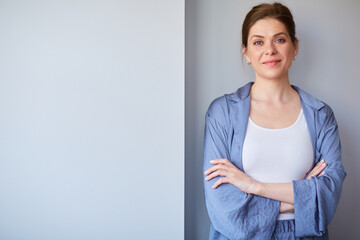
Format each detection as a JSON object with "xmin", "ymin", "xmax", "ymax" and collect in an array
[
  {"xmin": 275, "ymin": 38, "xmax": 285, "ymax": 43},
  {"xmin": 254, "ymin": 41, "xmax": 263, "ymax": 45}
]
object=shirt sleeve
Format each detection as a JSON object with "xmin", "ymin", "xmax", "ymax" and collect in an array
[
  {"xmin": 292, "ymin": 106, "xmax": 346, "ymax": 237},
  {"xmin": 203, "ymin": 111, "xmax": 281, "ymax": 239}
]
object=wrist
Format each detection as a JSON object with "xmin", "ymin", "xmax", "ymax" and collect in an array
[{"xmin": 250, "ymin": 180, "xmax": 262, "ymax": 195}]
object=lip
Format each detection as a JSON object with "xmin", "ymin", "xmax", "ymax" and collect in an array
[{"xmin": 263, "ymin": 59, "xmax": 281, "ymax": 66}]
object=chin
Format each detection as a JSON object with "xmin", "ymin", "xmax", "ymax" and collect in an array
[{"xmin": 259, "ymin": 72, "xmax": 288, "ymax": 80}]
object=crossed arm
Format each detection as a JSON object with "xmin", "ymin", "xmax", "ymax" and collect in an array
[{"xmin": 204, "ymin": 158, "xmax": 327, "ymax": 213}]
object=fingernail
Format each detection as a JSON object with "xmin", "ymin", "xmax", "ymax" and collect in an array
[
  {"xmin": 210, "ymin": 160, "xmax": 214, "ymax": 163},
  {"xmin": 322, "ymin": 163, "xmax": 326, "ymax": 167},
  {"xmin": 204, "ymin": 171, "xmax": 208, "ymax": 175},
  {"xmin": 320, "ymin": 159, "xmax": 324, "ymax": 163},
  {"xmin": 212, "ymin": 185, "xmax": 215, "ymax": 189}
]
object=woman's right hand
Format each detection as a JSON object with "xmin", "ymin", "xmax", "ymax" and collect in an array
[
  {"xmin": 306, "ymin": 159, "xmax": 326, "ymax": 179},
  {"xmin": 279, "ymin": 159, "xmax": 327, "ymax": 213}
]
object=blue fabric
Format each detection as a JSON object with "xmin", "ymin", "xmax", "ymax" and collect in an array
[
  {"xmin": 203, "ymin": 82, "xmax": 346, "ymax": 240},
  {"xmin": 271, "ymin": 220, "xmax": 329, "ymax": 240}
]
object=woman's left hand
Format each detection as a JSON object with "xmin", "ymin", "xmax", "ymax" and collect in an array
[{"xmin": 204, "ymin": 158, "xmax": 259, "ymax": 194}]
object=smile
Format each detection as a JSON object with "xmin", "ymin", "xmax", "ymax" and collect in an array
[{"xmin": 263, "ymin": 59, "xmax": 281, "ymax": 66}]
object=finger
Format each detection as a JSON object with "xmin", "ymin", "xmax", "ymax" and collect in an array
[
  {"xmin": 307, "ymin": 161, "xmax": 320, "ymax": 175},
  {"xmin": 210, "ymin": 158, "xmax": 232, "ymax": 166},
  {"xmin": 316, "ymin": 161, "xmax": 327, "ymax": 173},
  {"xmin": 212, "ymin": 177, "xmax": 228, "ymax": 189},
  {"xmin": 308, "ymin": 159, "xmax": 325, "ymax": 174},
  {"xmin": 204, "ymin": 164, "xmax": 229, "ymax": 175},
  {"xmin": 307, "ymin": 161, "xmax": 327, "ymax": 179},
  {"xmin": 205, "ymin": 169, "xmax": 227, "ymax": 181},
  {"xmin": 307, "ymin": 165, "xmax": 326, "ymax": 179},
  {"xmin": 310, "ymin": 163, "xmax": 326, "ymax": 176}
]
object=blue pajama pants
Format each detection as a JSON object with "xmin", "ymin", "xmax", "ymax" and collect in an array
[
  {"xmin": 271, "ymin": 220, "xmax": 329, "ymax": 240},
  {"xmin": 209, "ymin": 220, "xmax": 330, "ymax": 239}
]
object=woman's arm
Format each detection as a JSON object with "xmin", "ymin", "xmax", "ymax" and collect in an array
[
  {"xmin": 279, "ymin": 202, "xmax": 294, "ymax": 213},
  {"xmin": 205, "ymin": 158, "xmax": 327, "ymax": 204},
  {"xmin": 292, "ymin": 107, "xmax": 346, "ymax": 237},
  {"xmin": 203, "ymin": 100, "xmax": 281, "ymax": 239},
  {"xmin": 255, "ymin": 159, "xmax": 327, "ymax": 204},
  {"xmin": 278, "ymin": 162, "xmax": 326, "ymax": 213}
]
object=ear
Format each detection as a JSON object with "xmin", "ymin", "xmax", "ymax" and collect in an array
[
  {"xmin": 242, "ymin": 44, "xmax": 250, "ymax": 63},
  {"xmin": 293, "ymin": 38, "xmax": 299, "ymax": 58}
]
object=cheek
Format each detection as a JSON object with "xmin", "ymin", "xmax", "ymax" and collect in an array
[
  {"xmin": 283, "ymin": 46, "xmax": 295, "ymax": 57},
  {"xmin": 247, "ymin": 48, "xmax": 262, "ymax": 60}
]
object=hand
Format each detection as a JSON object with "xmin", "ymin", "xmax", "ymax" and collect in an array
[
  {"xmin": 204, "ymin": 158, "xmax": 258, "ymax": 194},
  {"xmin": 306, "ymin": 159, "xmax": 326, "ymax": 179}
]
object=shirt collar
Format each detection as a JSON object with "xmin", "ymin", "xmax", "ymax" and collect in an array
[{"xmin": 228, "ymin": 81, "xmax": 325, "ymax": 111}]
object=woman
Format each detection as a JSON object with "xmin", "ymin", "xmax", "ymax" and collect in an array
[{"xmin": 203, "ymin": 3, "xmax": 346, "ymax": 240}]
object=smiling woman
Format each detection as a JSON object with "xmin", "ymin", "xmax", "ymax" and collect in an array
[
  {"xmin": 203, "ymin": 2, "xmax": 346, "ymax": 240},
  {"xmin": 243, "ymin": 18, "xmax": 298, "ymax": 81}
]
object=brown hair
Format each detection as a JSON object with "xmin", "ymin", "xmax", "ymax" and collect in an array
[{"xmin": 242, "ymin": 2, "xmax": 297, "ymax": 48}]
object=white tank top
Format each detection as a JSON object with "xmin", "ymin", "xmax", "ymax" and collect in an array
[{"xmin": 242, "ymin": 109, "xmax": 313, "ymax": 220}]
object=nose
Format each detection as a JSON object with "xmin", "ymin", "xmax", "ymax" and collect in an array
[{"xmin": 265, "ymin": 41, "xmax": 277, "ymax": 55}]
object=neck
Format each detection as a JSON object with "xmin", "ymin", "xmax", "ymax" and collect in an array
[{"xmin": 251, "ymin": 74, "xmax": 295, "ymax": 102}]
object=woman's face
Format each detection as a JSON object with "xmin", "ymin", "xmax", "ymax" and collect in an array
[{"xmin": 243, "ymin": 18, "xmax": 298, "ymax": 80}]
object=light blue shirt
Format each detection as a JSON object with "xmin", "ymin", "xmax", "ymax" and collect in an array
[{"xmin": 203, "ymin": 82, "xmax": 346, "ymax": 239}]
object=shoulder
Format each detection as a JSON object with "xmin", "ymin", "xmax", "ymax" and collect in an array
[
  {"xmin": 294, "ymin": 85, "xmax": 337, "ymax": 127},
  {"xmin": 293, "ymin": 85, "xmax": 333, "ymax": 112},
  {"xmin": 206, "ymin": 82, "xmax": 252, "ymax": 123},
  {"xmin": 205, "ymin": 95, "xmax": 229, "ymax": 126},
  {"xmin": 293, "ymin": 85, "xmax": 324, "ymax": 110}
]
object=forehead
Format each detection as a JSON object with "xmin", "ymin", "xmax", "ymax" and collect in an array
[{"xmin": 249, "ymin": 18, "xmax": 288, "ymax": 37}]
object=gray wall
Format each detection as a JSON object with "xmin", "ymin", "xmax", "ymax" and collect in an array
[
  {"xmin": 0, "ymin": 1, "xmax": 184, "ymax": 239},
  {"xmin": 185, "ymin": 0, "xmax": 360, "ymax": 239}
]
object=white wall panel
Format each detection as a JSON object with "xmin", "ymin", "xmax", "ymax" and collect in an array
[{"xmin": 0, "ymin": 1, "xmax": 184, "ymax": 239}]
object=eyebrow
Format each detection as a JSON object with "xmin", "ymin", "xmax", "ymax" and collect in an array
[{"xmin": 250, "ymin": 32, "xmax": 288, "ymax": 39}]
